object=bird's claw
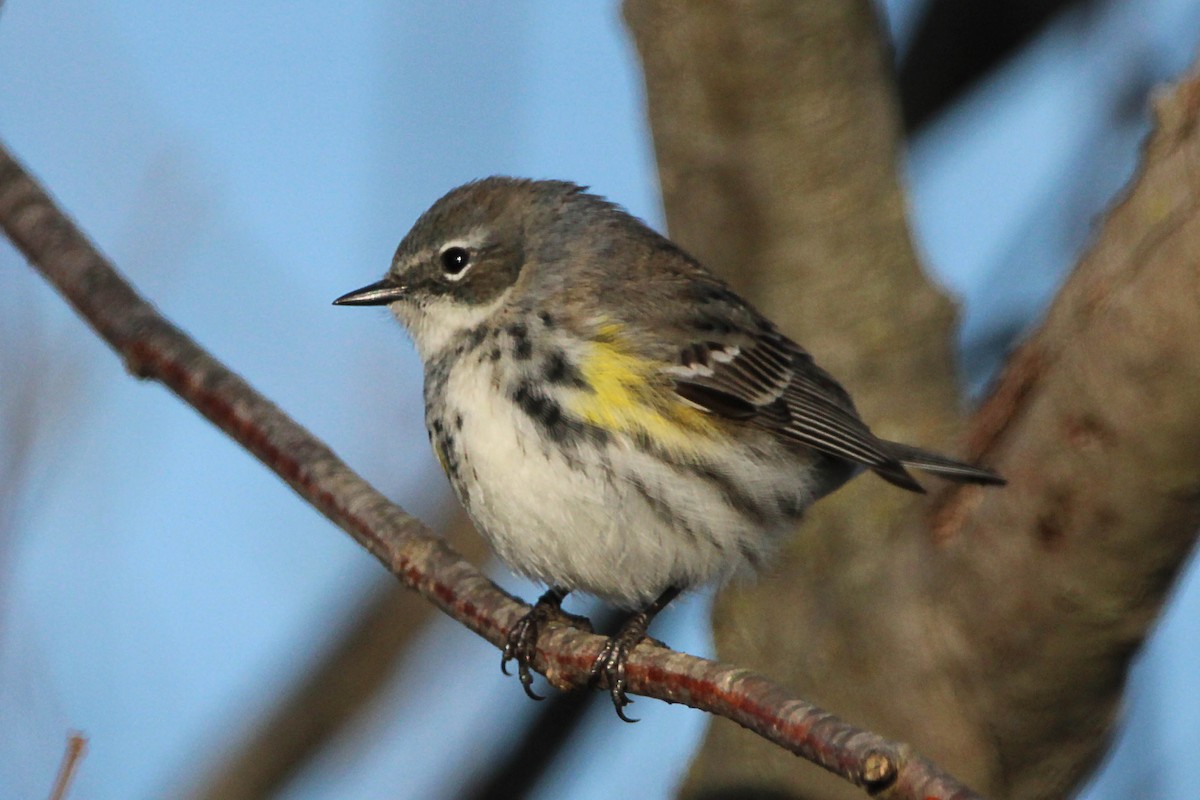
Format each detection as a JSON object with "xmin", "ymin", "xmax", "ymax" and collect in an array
[
  {"xmin": 590, "ymin": 626, "xmax": 647, "ymax": 723},
  {"xmin": 501, "ymin": 590, "xmax": 591, "ymax": 700},
  {"xmin": 501, "ymin": 607, "xmax": 550, "ymax": 700}
]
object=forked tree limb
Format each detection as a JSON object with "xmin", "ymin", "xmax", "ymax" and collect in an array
[
  {"xmin": 627, "ymin": 2, "xmax": 1200, "ymax": 798},
  {"xmin": 930, "ymin": 73, "xmax": 1200, "ymax": 799},
  {"xmin": 0, "ymin": 146, "xmax": 981, "ymax": 798},
  {"xmin": 624, "ymin": 2, "xmax": 996, "ymax": 795}
]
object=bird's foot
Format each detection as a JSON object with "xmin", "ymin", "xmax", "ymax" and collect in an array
[
  {"xmin": 589, "ymin": 614, "xmax": 655, "ymax": 722},
  {"xmin": 501, "ymin": 587, "xmax": 588, "ymax": 699},
  {"xmin": 589, "ymin": 586, "xmax": 681, "ymax": 722}
]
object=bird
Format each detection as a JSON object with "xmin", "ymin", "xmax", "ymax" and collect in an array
[{"xmin": 334, "ymin": 177, "xmax": 1004, "ymax": 720}]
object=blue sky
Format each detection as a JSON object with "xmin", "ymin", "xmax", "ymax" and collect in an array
[{"xmin": 1, "ymin": 1, "xmax": 1199, "ymax": 798}]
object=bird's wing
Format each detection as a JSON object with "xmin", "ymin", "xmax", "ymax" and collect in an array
[{"xmin": 663, "ymin": 284, "xmax": 922, "ymax": 491}]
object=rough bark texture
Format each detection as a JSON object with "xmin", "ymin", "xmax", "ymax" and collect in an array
[
  {"xmin": 942, "ymin": 81, "xmax": 1200, "ymax": 797},
  {"xmin": 626, "ymin": 2, "xmax": 1200, "ymax": 799}
]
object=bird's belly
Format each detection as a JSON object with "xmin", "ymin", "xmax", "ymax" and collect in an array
[
  {"xmin": 434, "ymin": 385, "xmax": 696, "ymax": 606},
  {"xmin": 426, "ymin": 357, "xmax": 816, "ymax": 607}
]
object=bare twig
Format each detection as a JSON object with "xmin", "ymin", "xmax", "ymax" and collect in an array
[
  {"xmin": 188, "ymin": 582, "xmax": 435, "ymax": 800},
  {"xmin": 48, "ymin": 732, "xmax": 87, "ymax": 800},
  {"xmin": 459, "ymin": 668, "xmax": 599, "ymax": 800},
  {"xmin": 187, "ymin": 513, "xmax": 488, "ymax": 800},
  {"xmin": 0, "ymin": 143, "xmax": 981, "ymax": 799}
]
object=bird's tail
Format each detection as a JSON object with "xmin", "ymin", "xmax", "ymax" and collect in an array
[{"xmin": 872, "ymin": 441, "xmax": 1006, "ymax": 493}]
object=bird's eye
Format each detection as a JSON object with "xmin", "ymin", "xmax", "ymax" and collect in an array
[{"xmin": 440, "ymin": 246, "xmax": 471, "ymax": 278}]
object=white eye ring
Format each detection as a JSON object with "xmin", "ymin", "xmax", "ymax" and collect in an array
[{"xmin": 439, "ymin": 244, "xmax": 472, "ymax": 281}]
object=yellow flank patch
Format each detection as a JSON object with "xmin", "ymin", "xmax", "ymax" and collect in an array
[
  {"xmin": 569, "ymin": 323, "xmax": 716, "ymax": 455},
  {"xmin": 594, "ymin": 321, "xmax": 623, "ymax": 343},
  {"xmin": 432, "ymin": 438, "xmax": 450, "ymax": 477}
]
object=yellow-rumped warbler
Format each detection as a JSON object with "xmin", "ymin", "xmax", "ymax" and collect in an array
[{"xmin": 335, "ymin": 177, "xmax": 1003, "ymax": 719}]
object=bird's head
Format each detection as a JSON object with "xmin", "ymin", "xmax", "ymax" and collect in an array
[{"xmin": 335, "ymin": 177, "xmax": 596, "ymax": 359}]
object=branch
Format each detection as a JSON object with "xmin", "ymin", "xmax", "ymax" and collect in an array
[
  {"xmin": 934, "ymin": 66, "xmax": 1200, "ymax": 798},
  {"xmin": 187, "ymin": 512, "xmax": 489, "ymax": 800},
  {"xmin": 0, "ymin": 145, "xmax": 980, "ymax": 798},
  {"xmin": 48, "ymin": 732, "xmax": 87, "ymax": 800},
  {"xmin": 627, "ymin": 2, "xmax": 1200, "ymax": 798},
  {"xmin": 624, "ymin": 2, "xmax": 987, "ymax": 796}
]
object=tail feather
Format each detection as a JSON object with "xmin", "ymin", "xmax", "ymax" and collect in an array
[
  {"xmin": 870, "ymin": 459, "xmax": 927, "ymax": 494},
  {"xmin": 883, "ymin": 441, "xmax": 1006, "ymax": 487}
]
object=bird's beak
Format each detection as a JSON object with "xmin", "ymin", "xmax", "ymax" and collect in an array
[{"xmin": 333, "ymin": 278, "xmax": 407, "ymax": 306}]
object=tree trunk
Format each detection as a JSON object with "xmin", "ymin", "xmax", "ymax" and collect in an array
[{"xmin": 625, "ymin": 2, "xmax": 1200, "ymax": 798}]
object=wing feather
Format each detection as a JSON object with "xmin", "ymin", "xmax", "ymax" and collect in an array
[{"xmin": 665, "ymin": 304, "xmax": 914, "ymax": 484}]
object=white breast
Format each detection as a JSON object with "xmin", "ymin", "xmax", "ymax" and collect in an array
[{"xmin": 427, "ymin": 350, "xmax": 814, "ymax": 608}]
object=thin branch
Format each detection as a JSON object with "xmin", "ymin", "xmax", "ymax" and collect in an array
[
  {"xmin": 0, "ymin": 143, "xmax": 980, "ymax": 799},
  {"xmin": 187, "ymin": 513, "xmax": 489, "ymax": 800},
  {"xmin": 187, "ymin": 582, "xmax": 437, "ymax": 799},
  {"xmin": 48, "ymin": 732, "xmax": 87, "ymax": 800},
  {"xmin": 459, "ymin": 666, "xmax": 600, "ymax": 800}
]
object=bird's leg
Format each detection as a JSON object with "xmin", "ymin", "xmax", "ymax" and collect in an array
[
  {"xmin": 590, "ymin": 586, "xmax": 682, "ymax": 722},
  {"xmin": 501, "ymin": 586, "xmax": 586, "ymax": 700}
]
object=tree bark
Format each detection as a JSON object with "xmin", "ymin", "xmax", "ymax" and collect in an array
[{"xmin": 626, "ymin": 1, "xmax": 1200, "ymax": 798}]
